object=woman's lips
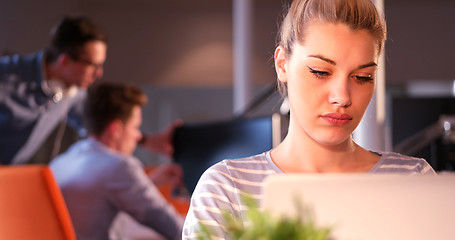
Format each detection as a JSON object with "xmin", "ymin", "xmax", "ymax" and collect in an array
[{"xmin": 321, "ymin": 113, "xmax": 353, "ymax": 126}]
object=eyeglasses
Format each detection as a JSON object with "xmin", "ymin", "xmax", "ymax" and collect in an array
[{"xmin": 68, "ymin": 54, "xmax": 104, "ymax": 70}]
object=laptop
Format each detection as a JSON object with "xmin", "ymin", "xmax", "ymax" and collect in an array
[{"xmin": 262, "ymin": 173, "xmax": 455, "ymax": 240}]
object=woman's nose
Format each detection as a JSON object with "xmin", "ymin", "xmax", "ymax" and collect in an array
[{"xmin": 328, "ymin": 77, "xmax": 352, "ymax": 107}]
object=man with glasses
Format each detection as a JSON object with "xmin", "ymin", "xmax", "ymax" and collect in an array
[{"xmin": 0, "ymin": 16, "xmax": 177, "ymax": 165}]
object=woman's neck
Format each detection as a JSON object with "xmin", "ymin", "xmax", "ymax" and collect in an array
[{"xmin": 270, "ymin": 129, "xmax": 378, "ymax": 173}]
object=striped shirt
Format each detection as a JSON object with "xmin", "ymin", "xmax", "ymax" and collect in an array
[{"xmin": 182, "ymin": 151, "xmax": 436, "ymax": 239}]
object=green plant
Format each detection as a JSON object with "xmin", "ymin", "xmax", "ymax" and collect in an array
[{"xmin": 197, "ymin": 195, "xmax": 332, "ymax": 240}]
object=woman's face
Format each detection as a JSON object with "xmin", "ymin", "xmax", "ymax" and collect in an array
[{"xmin": 275, "ymin": 21, "xmax": 378, "ymax": 147}]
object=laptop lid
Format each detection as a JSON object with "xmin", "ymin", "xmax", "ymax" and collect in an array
[{"xmin": 262, "ymin": 173, "xmax": 455, "ymax": 240}]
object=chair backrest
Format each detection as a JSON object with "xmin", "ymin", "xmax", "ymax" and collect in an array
[{"xmin": 0, "ymin": 165, "xmax": 76, "ymax": 240}]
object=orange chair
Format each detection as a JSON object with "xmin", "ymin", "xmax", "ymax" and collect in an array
[{"xmin": 0, "ymin": 165, "xmax": 76, "ymax": 240}]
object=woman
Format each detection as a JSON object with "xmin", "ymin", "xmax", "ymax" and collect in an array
[{"xmin": 182, "ymin": 0, "xmax": 436, "ymax": 239}]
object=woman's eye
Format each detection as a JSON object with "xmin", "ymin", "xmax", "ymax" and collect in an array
[
  {"xmin": 354, "ymin": 74, "xmax": 374, "ymax": 83},
  {"xmin": 307, "ymin": 66, "xmax": 330, "ymax": 78}
]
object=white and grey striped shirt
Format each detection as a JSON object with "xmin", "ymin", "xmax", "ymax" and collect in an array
[{"xmin": 182, "ymin": 151, "xmax": 435, "ymax": 240}]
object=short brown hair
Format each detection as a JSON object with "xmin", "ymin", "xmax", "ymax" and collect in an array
[
  {"xmin": 83, "ymin": 82, "xmax": 147, "ymax": 136},
  {"xmin": 45, "ymin": 16, "xmax": 108, "ymax": 63}
]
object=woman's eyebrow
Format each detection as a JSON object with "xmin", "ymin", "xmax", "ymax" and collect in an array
[
  {"xmin": 308, "ymin": 54, "xmax": 336, "ymax": 65},
  {"xmin": 357, "ymin": 62, "xmax": 377, "ymax": 70},
  {"xmin": 309, "ymin": 54, "xmax": 378, "ymax": 70}
]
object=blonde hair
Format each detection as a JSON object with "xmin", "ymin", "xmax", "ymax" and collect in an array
[{"xmin": 277, "ymin": 0, "xmax": 387, "ymax": 94}]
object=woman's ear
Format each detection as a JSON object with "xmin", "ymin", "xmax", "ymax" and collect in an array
[{"xmin": 274, "ymin": 46, "xmax": 288, "ymax": 83}]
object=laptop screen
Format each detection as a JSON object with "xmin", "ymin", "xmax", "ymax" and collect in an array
[{"xmin": 262, "ymin": 173, "xmax": 455, "ymax": 240}]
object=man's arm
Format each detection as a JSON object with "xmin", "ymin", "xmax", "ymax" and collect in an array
[
  {"xmin": 107, "ymin": 156, "xmax": 184, "ymax": 240},
  {"xmin": 138, "ymin": 119, "xmax": 183, "ymax": 157}
]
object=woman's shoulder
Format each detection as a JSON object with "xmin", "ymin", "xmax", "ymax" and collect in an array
[
  {"xmin": 206, "ymin": 151, "xmax": 275, "ymax": 176},
  {"xmin": 195, "ymin": 151, "xmax": 276, "ymax": 193},
  {"xmin": 378, "ymin": 151, "xmax": 424, "ymax": 160},
  {"xmin": 369, "ymin": 151, "xmax": 436, "ymax": 174}
]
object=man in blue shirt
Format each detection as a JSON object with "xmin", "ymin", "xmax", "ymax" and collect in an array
[
  {"xmin": 0, "ymin": 16, "xmax": 107, "ymax": 164},
  {"xmin": 50, "ymin": 82, "xmax": 184, "ymax": 240},
  {"xmin": 0, "ymin": 16, "xmax": 177, "ymax": 164}
]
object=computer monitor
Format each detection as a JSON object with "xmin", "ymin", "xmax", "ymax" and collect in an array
[{"xmin": 172, "ymin": 116, "xmax": 274, "ymax": 194}]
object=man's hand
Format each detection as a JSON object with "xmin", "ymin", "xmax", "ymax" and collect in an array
[
  {"xmin": 139, "ymin": 119, "xmax": 183, "ymax": 157},
  {"xmin": 148, "ymin": 163, "xmax": 183, "ymax": 188}
]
